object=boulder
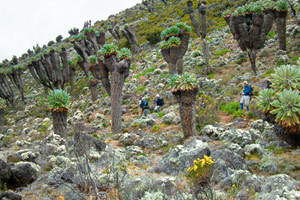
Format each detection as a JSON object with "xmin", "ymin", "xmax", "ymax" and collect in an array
[
  {"xmin": 0, "ymin": 159, "xmax": 11, "ymax": 189},
  {"xmin": 154, "ymin": 139, "xmax": 210, "ymax": 174},
  {"xmin": 0, "ymin": 192, "xmax": 22, "ymax": 200},
  {"xmin": 10, "ymin": 162, "xmax": 40, "ymax": 188}
]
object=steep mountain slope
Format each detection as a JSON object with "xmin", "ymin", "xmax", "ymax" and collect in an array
[{"xmin": 1, "ymin": 0, "xmax": 300, "ymax": 200}]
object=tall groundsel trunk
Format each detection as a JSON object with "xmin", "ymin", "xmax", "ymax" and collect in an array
[
  {"xmin": 173, "ymin": 88, "xmax": 198, "ymax": 138},
  {"xmin": 89, "ymin": 79, "xmax": 98, "ymax": 102},
  {"xmin": 111, "ymin": 72, "xmax": 125, "ymax": 134},
  {"xmin": 275, "ymin": 11, "xmax": 287, "ymax": 51},
  {"xmin": 52, "ymin": 108, "xmax": 68, "ymax": 138},
  {"xmin": 0, "ymin": 108, "xmax": 4, "ymax": 133}
]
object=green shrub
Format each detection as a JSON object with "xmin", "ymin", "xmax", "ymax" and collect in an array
[
  {"xmin": 132, "ymin": 67, "xmax": 156, "ymax": 78},
  {"xmin": 235, "ymin": 57, "xmax": 248, "ymax": 64},
  {"xmin": 208, "ymin": 72, "xmax": 214, "ymax": 79},
  {"xmin": 267, "ymin": 31, "xmax": 277, "ymax": 39},
  {"xmin": 215, "ymin": 49, "xmax": 229, "ymax": 56},
  {"xmin": 135, "ymin": 85, "xmax": 146, "ymax": 93},
  {"xmin": 152, "ymin": 125, "xmax": 161, "ymax": 132},
  {"xmin": 247, "ymin": 112, "xmax": 255, "ymax": 118},
  {"xmin": 221, "ymin": 102, "xmax": 240, "ymax": 115},
  {"xmin": 233, "ymin": 110, "xmax": 245, "ymax": 118},
  {"xmin": 48, "ymin": 89, "xmax": 70, "ymax": 110},
  {"xmin": 157, "ymin": 111, "xmax": 164, "ymax": 118}
]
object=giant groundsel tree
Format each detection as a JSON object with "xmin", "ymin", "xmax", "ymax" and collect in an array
[
  {"xmin": 224, "ymin": 0, "xmax": 288, "ymax": 75},
  {"xmin": 187, "ymin": 0, "xmax": 210, "ymax": 74},
  {"xmin": 160, "ymin": 22, "xmax": 192, "ymax": 75},
  {"xmin": 100, "ymin": 44, "xmax": 131, "ymax": 134},
  {"xmin": 170, "ymin": 72, "xmax": 199, "ymax": 138}
]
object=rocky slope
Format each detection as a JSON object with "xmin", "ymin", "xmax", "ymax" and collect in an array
[{"xmin": 1, "ymin": 0, "xmax": 300, "ymax": 200}]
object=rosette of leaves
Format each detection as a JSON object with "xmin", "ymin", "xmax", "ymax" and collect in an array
[
  {"xmin": 159, "ymin": 40, "xmax": 169, "ymax": 49},
  {"xmin": 271, "ymin": 65, "xmax": 300, "ymax": 92},
  {"xmin": 48, "ymin": 89, "xmax": 70, "ymax": 111},
  {"xmin": 88, "ymin": 55, "xmax": 98, "ymax": 65},
  {"xmin": 169, "ymin": 72, "xmax": 198, "ymax": 92},
  {"xmin": 167, "ymin": 36, "xmax": 181, "ymax": 47},
  {"xmin": 223, "ymin": 9, "xmax": 232, "ymax": 17},
  {"xmin": 270, "ymin": 89, "xmax": 300, "ymax": 130},
  {"xmin": 235, "ymin": 6, "xmax": 246, "ymax": 16},
  {"xmin": 100, "ymin": 43, "xmax": 119, "ymax": 57},
  {"xmin": 160, "ymin": 26, "xmax": 180, "ymax": 40},
  {"xmin": 75, "ymin": 55, "xmax": 84, "ymax": 63},
  {"xmin": 83, "ymin": 27, "xmax": 95, "ymax": 34},
  {"xmin": 118, "ymin": 48, "xmax": 132, "ymax": 60},
  {"xmin": 6, "ymin": 66, "xmax": 14, "ymax": 74},
  {"xmin": 0, "ymin": 68, "xmax": 6, "ymax": 74},
  {"xmin": 68, "ymin": 60, "xmax": 76, "ymax": 67},
  {"xmin": 176, "ymin": 22, "xmax": 192, "ymax": 34},
  {"xmin": 257, "ymin": 89, "xmax": 275, "ymax": 113},
  {"xmin": 276, "ymin": 0, "xmax": 288, "ymax": 12}
]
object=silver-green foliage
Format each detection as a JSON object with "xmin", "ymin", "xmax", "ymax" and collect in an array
[
  {"xmin": 270, "ymin": 89, "xmax": 300, "ymax": 127},
  {"xmin": 118, "ymin": 48, "xmax": 132, "ymax": 60},
  {"xmin": 48, "ymin": 89, "xmax": 70, "ymax": 109},
  {"xmin": 169, "ymin": 72, "xmax": 198, "ymax": 92},
  {"xmin": 256, "ymin": 89, "xmax": 275, "ymax": 113},
  {"xmin": 271, "ymin": 65, "xmax": 300, "ymax": 92},
  {"xmin": 100, "ymin": 43, "xmax": 119, "ymax": 56}
]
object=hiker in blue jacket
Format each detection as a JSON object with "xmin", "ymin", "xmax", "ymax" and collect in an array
[
  {"xmin": 240, "ymin": 81, "xmax": 252, "ymax": 111},
  {"xmin": 154, "ymin": 94, "xmax": 164, "ymax": 112},
  {"xmin": 139, "ymin": 96, "xmax": 149, "ymax": 116}
]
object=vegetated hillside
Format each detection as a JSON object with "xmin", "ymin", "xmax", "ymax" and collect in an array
[{"xmin": 1, "ymin": 0, "xmax": 300, "ymax": 199}]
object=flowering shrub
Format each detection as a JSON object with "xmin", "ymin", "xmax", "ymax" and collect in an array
[{"xmin": 186, "ymin": 155, "xmax": 215, "ymax": 181}]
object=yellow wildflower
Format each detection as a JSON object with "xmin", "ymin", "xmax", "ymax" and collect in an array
[
  {"xmin": 43, "ymin": 122, "xmax": 46, "ymax": 126},
  {"xmin": 232, "ymin": 184, "xmax": 236, "ymax": 188},
  {"xmin": 193, "ymin": 165, "xmax": 198, "ymax": 171}
]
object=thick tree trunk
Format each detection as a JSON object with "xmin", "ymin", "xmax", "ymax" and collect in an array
[
  {"xmin": 52, "ymin": 110, "xmax": 68, "ymax": 138},
  {"xmin": 247, "ymin": 50, "xmax": 257, "ymax": 75},
  {"xmin": 187, "ymin": 1, "xmax": 201, "ymax": 37},
  {"xmin": 111, "ymin": 72, "xmax": 124, "ymax": 134},
  {"xmin": 0, "ymin": 108, "xmax": 4, "ymax": 133},
  {"xmin": 202, "ymin": 39, "xmax": 210, "ymax": 74},
  {"xmin": 89, "ymin": 79, "xmax": 98, "ymax": 102},
  {"xmin": 173, "ymin": 88, "xmax": 198, "ymax": 138},
  {"xmin": 275, "ymin": 11, "xmax": 287, "ymax": 51}
]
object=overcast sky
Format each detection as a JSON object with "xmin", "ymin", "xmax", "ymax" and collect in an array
[{"xmin": 0, "ymin": 0, "xmax": 140, "ymax": 61}]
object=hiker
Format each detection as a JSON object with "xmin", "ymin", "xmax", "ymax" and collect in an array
[
  {"xmin": 139, "ymin": 96, "xmax": 149, "ymax": 116},
  {"xmin": 154, "ymin": 94, "xmax": 164, "ymax": 112},
  {"xmin": 266, "ymin": 79, "xmax": 272, "ymax": 89},
  {"xmin": 240, "ymin": 81, "xmax": 252, "ymax": 111}
]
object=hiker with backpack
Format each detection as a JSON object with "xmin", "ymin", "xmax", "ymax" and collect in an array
[
  {"xmin": 240, "ymin": 81, "xmax": 253, "ymax": 111},
  {"xmin": 154, "ymin": 94, "xmax": 164, "ymax": 112},
  {"xmin": 139, "ymin": 96, "xmax": 149, "ymax": 116}
]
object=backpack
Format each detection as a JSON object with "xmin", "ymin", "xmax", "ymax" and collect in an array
[
  {"xmin": 249, "ymin": 85, "xmax": 254, "ymax": 96},
  {"xmin": 140, "ymin": 100, "xmax": 148, "ymax": 108},
  {"xmin": 157, "ymin": 97, "xmax": 164, "ymax": 106}
]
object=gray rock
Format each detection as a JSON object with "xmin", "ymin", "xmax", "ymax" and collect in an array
[
  {"xmin": 0, "ymin": 192, "xmax": 22, "ymax": 200},
  {"xmin": 120, "ymin": 133, "xmax": 139, "ymax": 146},
  {"xmin": 162, "ymin": 112, "xmax": 176, "ymax": 125},
  {"xmin": 10, "ymin": 162, "xmax": 40, "ymax": 188},
  {"xmin": 211, "ymin": 149, "xmax": 247, "ymax": 186},
  {"xmin": 154, "ymin": 139, "xmax": 210, "ymax": 174},
  {"xmin": 0, "ymin": 159, "xmax": 11, "ymax": 189},
  {"xmin": 262, "ymin": 174, "xmax": 298, "ymax": 193}
]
